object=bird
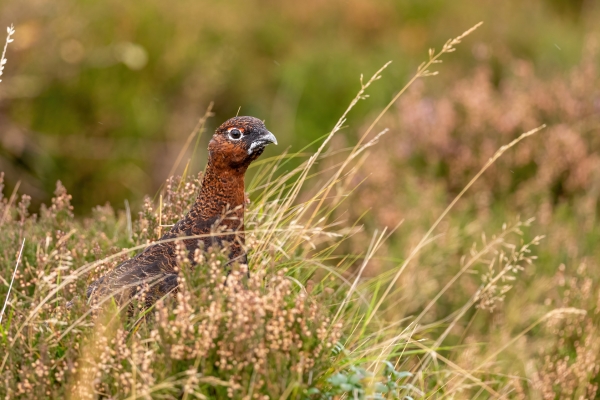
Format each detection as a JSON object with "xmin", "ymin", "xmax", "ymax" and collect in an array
[{"xmin": 87, "ymin": 116, "xmax": 277, "ymax": 307}]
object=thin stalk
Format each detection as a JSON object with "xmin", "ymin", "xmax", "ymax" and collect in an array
[
  {"xmin": 365, "ymin": 125, "xmax": 545, "ymax": 327},
  {"xmin": 0, "ymin": 238, "xmax": 25, "ymax": 325}
]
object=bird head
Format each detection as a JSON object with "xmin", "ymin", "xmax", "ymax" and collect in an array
[{"xmin": 208, "ymin": 116, "xmax": 277, "ymax": 170}]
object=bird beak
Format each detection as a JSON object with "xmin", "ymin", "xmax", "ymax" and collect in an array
[
  {"xmin": 247, "ymin": 130, "xmax": 278, "ymax": 155},
  {"xmin": 263, "ymin": 130, "xmax": 278, "ymax": 146}
]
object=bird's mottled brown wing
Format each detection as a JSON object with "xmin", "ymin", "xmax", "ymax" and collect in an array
[{"xmin": 86, "ymin": 241, "xmax": 180, "ymax": 306}]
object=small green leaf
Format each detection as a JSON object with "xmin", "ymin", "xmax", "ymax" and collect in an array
[
  {"xmin": 392, "ymin": 371, "xmax": 412, "ymax": 379},
  {"xmin": 375, "ymin": 382, "xmax": 389, "ymax": 393},
  {"xmin": 383, "ymin": 360, "xmax": 395, "ymax": 372},
  {"xmin": 328, "ymin": 373, "xmax": 348, "ymax": 386},
  {"xmin": 349, "ymin": 373, "xmax": 363, "ymax": 385}
]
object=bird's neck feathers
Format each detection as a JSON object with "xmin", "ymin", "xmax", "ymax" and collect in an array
[{"xmin": 190, "ymin": 159, "xmax": 247, "ymax": 226}]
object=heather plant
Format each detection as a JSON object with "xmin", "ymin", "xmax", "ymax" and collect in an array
[
  {"xmin": 73, "ymin": 253, "xmax": 344, "ymax": 398},
  {"xmin": 521, "ymin": 263, "xmax": 600, "ymax": 399},
  {"xmin": 383, "ymin": 34, "xmax": 600, "ymax": 203}
]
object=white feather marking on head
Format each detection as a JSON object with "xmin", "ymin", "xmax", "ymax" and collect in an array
[{"xmin": 247, "ymin": 141, "xmax": 260, "ymax": 155}]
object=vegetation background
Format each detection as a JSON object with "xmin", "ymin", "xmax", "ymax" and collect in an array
[
  {"xmin": 0, "ymin": 0, "xmax": 596, "ymax": 211},
  {"xmin": 1, "ymin": 0, "xmax": 600, "ymax": 398}
]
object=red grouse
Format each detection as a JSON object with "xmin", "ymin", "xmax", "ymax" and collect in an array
[{"xmin": 87, "ymin": 116, "xmax": 277, "ymax": 306}]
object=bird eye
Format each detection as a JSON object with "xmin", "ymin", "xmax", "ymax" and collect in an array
[{"xmin": 228, "ymin": 129, "xmax": 243, "ymax": 141}]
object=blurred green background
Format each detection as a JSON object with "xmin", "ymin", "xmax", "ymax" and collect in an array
[{"xmin": 0, "ymin": 0, "xmax": 597, "ymax": 213}]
